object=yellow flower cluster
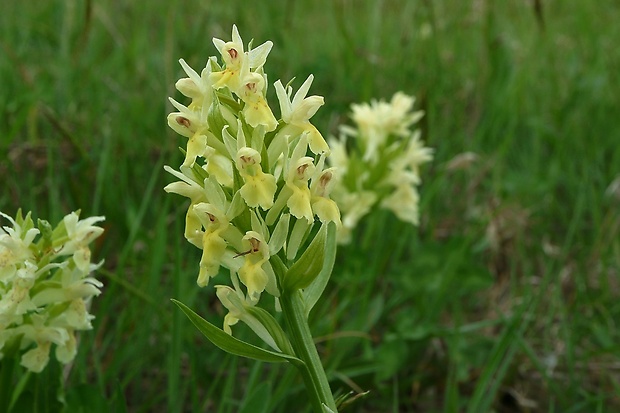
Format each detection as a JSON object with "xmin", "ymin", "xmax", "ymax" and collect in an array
[
  {"xmin": 164, "ymin": 26, "xmax": 340, "ymax": 324},
  {"xmin": 328, "ymin": 92, "xmax": 433, "ymax": 243},
  {"xmin": 0, "ymin": 211, "xmax": 104, "ymax": 373}
]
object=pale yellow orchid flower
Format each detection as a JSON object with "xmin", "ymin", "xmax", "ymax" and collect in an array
[
  {"xmin": 285, "ymin": 156, "xmax": 316, "ymax": 222},
  {"xmin": 210, "ymin": 25, "xmax": 273, "ymax": 93},
  {"xmin": 193, "ymin": 203, "xmax": 229, "ymax": 287},
  {"xmin": 236, "ymin": 147, "xmax": 277, "ymax": 210},
  {"xmin": 275, "ymin": 75, "xmax": 329, "ymax": 154},
  {"xmin": 310, "ymin": 168, "xmax": 341, "ymax": 226},
  {"xmin": 175, "ymin": 58, "xmax": 215, "ymax": 111},
  {"xmin": 238, "ymin": 72, "xmax": 277, "ymax": 131},
  {"xmin": 237, "ymin": 231, "xmax": 270, "ymax": 303}
]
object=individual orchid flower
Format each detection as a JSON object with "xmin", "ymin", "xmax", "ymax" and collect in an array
[
  {"xmin": 0, "ymin": 211, "xmax": 39, "ymax": 282},
  {"xmin": 166, "ymin": 97, "xmax": 207, "ymax": 138},
  {"xmin": 203, "ymin": 147, "xmax": 234, "ymax": 188},
  {"xmin": 238, "ymin": 72, "xmax": 278, "ymax": 131},
  {"xmin": 263, "ymin": 134, "xmax": 317, "ymax": 225},
  {"xmin": 0, "ymin": 261, "xmax": 37, "ymax": 316},
  {"xmin": 162, "ymin": 165, "xmax": 209, "ymax": 201},
  {"xmin": 236, "ymin": 147, "xmax": 277, "ymax": 209},
  {"xmin": 181, "ymin": 133, "xmax": 209, "ymax": 169},
  {"xmin": 54, "ymin": 332, "xmax": 78, "ymax": 364},
  {"xmin": 236, "ymin": 231, "xmax": 271, "ymax": 303},
  {"xmin": 30, "ymin": 264, "xmax": 103, "ymax": 308},
  {"xmin": 269, "ymin": 135, "xmax": 313, "ymax": 222},
  {"xmin": 275, "ymin": 75, "xmax": 329, "ymax": 154},
  {"xmin": 398, "ymin": 130, "xmax": 434, "ymax": 177},
  {"xmin": 60, "ymin": 213, "xmax": 105, "ymax": 251},
  {"xmin": 381, "ymin": 183, "xmax": 420, "ymax": 225},
  {"xmin": 20, "ymin": 341, "xmax": 53, "ymax": 373},
  {"xmin": 285, "ymin": 156, "xmax": 316, "ymax": 222},
  {"xmin": 56, "ymin": 213, "xmax": 105, "ymax": 272},
  {"xmin": 210, "ymin": 25, "xmax": 273, "ymax": 93},
  {"xmin": 380, "ymin": 92, "xmax": 424, "ymax": 136},
  {"xmin": 51, "ymin": 298, "xmax": 96, "ymax": 331},
  {"xmin": 216, "ymin": 284, "xmax": 245, "ymax": 333},
  {"xmin": 175, "ymin": 58, "xmax": 215, "ymax": 111},
  {"xmin": 193, "ymin": 202, "xmax": 230, "ymax": 287},
  {"xmin": 310, "ymin": 167, "xmax": 341, "ymax": 226},
  {"xmin": 12, "ymin": 314, "xmax": 69, "ymax": 373},
  {"xmin": 163, "ymin": 166, "xmax": 210, "ymax": 247},
  {"xmin": 167, "ymin": 114, "xmax": 228, "ymax": 175}
]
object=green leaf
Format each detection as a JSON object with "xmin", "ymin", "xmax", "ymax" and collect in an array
[
  {"xmin": 269, "ymin": 254, "xmax": 288, "ymax": 287},
  {"xmin": 302, "ymin": 222, "xmax": 337, "ymax": 316},
  {"xmin": 216, "ymin": 90, "xmax": 242, "ymax": 112},
  {"xmin": 15, "ymin": 210, "xmax": 33, "ymax": 232},
  {"xmin": 10, "ymin": 358, "xmax": 65, "ymax": 413},
  {"xmin": 286, "ymin": 217, "xmax": 312, "ymax": 261},
  {"xmin": 207, "ymin": 97, "xmax": 227, "ymax": 141},
  {"xmin": 222, "ymin": 123, "xmax": 238, "ymax": 160},
  {"xmin": 171, "ymin": 299, "xmax": 303, "ymax": 364},
  {"xmin": 245, "ymin": 305, "xmax": 295, "ymax": 356},
  {"xmin": 268, "ymin": 213, "xmax": 290, "ymax": 255},
  {"xmin": 9, "ymin": 364, "xmax": 32, "ymax": 411},
  {"xmin": 227, "ymin": 190, "xmax": 246, "ymax": 220},
  {"xmin": 283, "ymin": 221, "xmax": 333, "ymax": 293}
]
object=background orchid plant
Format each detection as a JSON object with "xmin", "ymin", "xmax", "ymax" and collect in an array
[
  {"xmin": 329, "ymin": 92, "xmax": 433, "ymax": 244},
  {"xmin": 0, "ymin": 210, "xmax": 104, "ymax": 412}
]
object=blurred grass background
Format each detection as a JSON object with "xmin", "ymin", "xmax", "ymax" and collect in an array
[{"xmin": 1, "ymin": 0, "xmax": 619, "ymax": 411}]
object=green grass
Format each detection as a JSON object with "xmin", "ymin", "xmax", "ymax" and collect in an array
[{"xmin": 1, "ymin": 0, "xmax": 619, "ymax": 411}]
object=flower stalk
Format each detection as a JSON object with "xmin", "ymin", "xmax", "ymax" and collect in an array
[
  {"xmin": 280, "ymin": 289, "xmax": 337, "ymax": 412},
  {"xmin": 165, "ymin": 25, "xmax": 342, "ymax": 411}
]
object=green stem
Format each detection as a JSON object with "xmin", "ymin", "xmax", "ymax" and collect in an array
[
  {"xmin": 281, "ymin": 290, "xmax": 337, "ymax": 412},
  {"xmin": 0, "ymin": 358, "xmax": 15, "ymax": 413}
]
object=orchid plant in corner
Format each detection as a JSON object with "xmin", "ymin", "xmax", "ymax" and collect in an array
[{"xmin": 0, "ymin": 210, "xmax": 105, "ymax": 412}]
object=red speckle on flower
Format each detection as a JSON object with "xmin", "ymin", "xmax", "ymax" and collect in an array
[
  {"xmin": 248, "ymin": 238, "xmax": 261, "ymax": 253},
  {"xmin": 320, "ymin": 171, "xmax": 333, "ymax": 187},
  {"xmin": 233, "ymin": 238, "xmax": 261, "ymax": 258},
  {"xmin": 297, "ymin": 164, "xmax": 309, "ymax": 176},
  {"xmin": 176, "ymin": 116, "xmax": 191, "ymax": 128},
  {"xmin": 240, "ymin": 155, "xmax": 255, "ymax": 165}
]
